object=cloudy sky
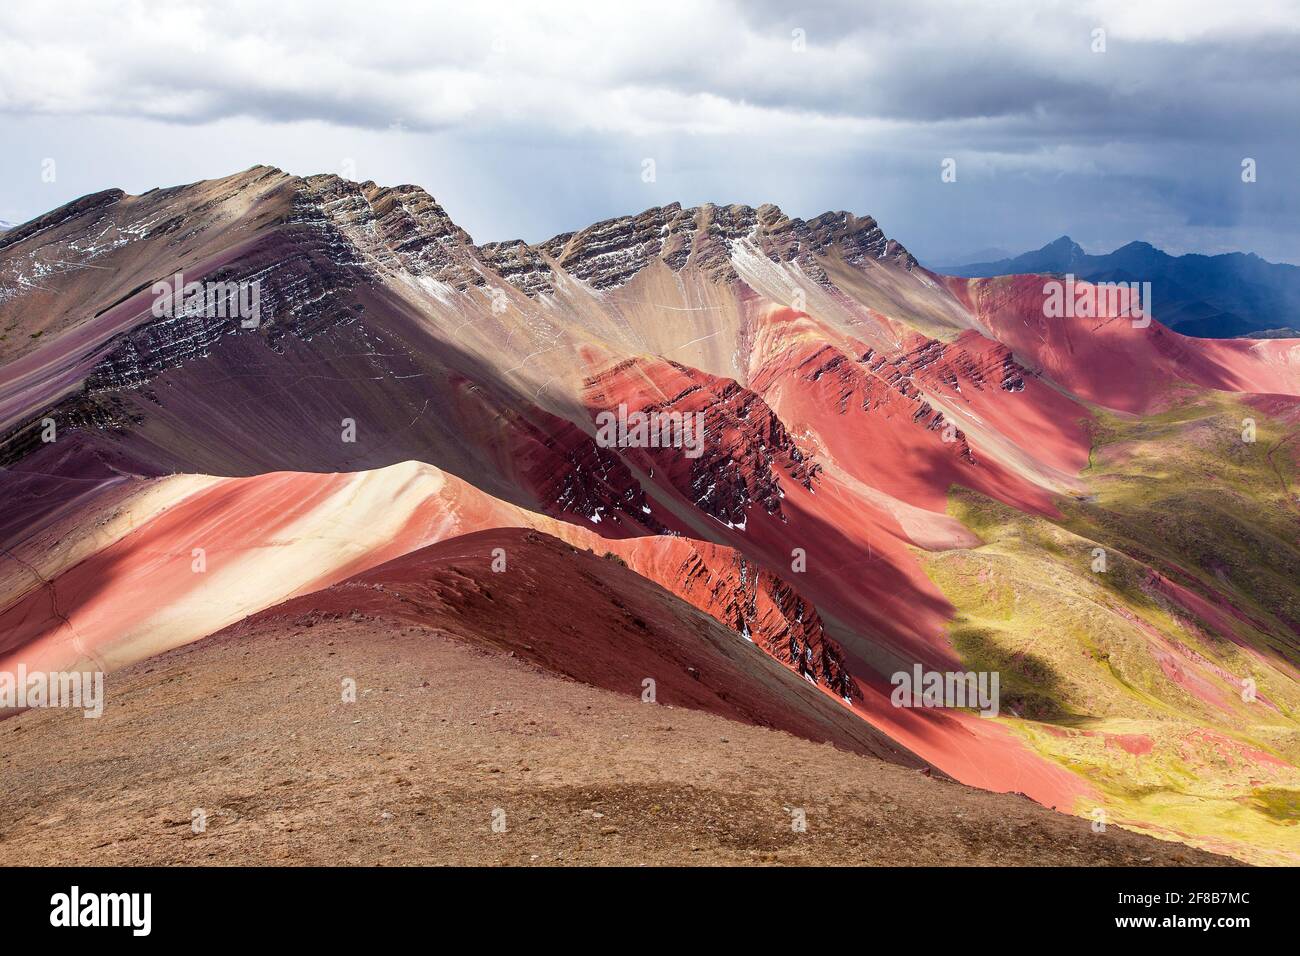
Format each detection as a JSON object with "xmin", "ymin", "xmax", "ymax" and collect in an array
[{"xmin": 1, "ymin": 0, "xmax": 1298, "ymax": 264}]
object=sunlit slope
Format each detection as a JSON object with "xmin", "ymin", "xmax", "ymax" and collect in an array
[
  {"xmin": 925, "ymin": 392, "xmax": 1300, "ymax": 863},
  {"xmin": 2, "ymin": 167, "xmax": 1298, "ymax": 861}
]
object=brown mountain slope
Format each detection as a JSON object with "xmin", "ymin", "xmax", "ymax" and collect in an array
[
  {"xmin": 234, "ymin": 528, "xmax": 912, "ymax": 761},
  {"xmin": 0, "ymin": 531, "xmax": 1229, "ymax": 867},
  {"xmin": 2, "ymin": 167, "xmax": 1296, "ymax": 862}
]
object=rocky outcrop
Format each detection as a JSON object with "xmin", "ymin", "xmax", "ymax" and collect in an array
[
  {"xmin": 583, "ymin": 357, "xmax": 820, "ymax": 528},
  {"xmin": 506, "ymin": 406, "xmax": 670, "ymax": 535},
  {"xmin": 297, "ymin": 176, "xmax": 486, "ymax": 291},
  {"xmin": 626, "ymin": 540, "xmax": 857, "ymax": 700},
  {"xmin": 527, "ymin": 201, "xmax": 915, "ymax": 292},
  {"xmin": 477, "ymin": 239, "xmax": 553, "ymax": 296}
]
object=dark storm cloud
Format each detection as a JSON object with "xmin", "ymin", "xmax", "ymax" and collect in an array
[{"xmin": 1, "ymin": 0, "xmax": 1298, "ymax": 263}]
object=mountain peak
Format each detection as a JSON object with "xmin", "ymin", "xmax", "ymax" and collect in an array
[
  {"xmin": 1111, "ymin": 239, "xmax": 1160, "ymax": 255},
  {"xmin": 0, "ymin": 168, "xmax": 917, "ymax": 308},
  {"xmin": 516, "ymin": 200, "xmax": 911, "ymax": 293},
  {"xmin": 1044, "ymin": 235, "xmax": 1086, "ymax": 256},
  {"xmin": 941, "ymin": 231, "xmax": 1299, "ymax": 337}
]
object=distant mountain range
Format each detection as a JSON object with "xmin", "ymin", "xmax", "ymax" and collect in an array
[
  {"xmin": 937, "ymin": 236, "xmax": 1300, "ymax": 338},
  {"xmin": 0, "ymin": 221, "xmax": 14, "ymax": 233}
]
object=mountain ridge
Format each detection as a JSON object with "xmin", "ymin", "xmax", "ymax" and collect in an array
[
  {"xmin": 1, "ymin": 165, "xmax": 1297, "ymax": 864},
  {"xmin": 0, "ymin": 165, "xmax": 917, "ymax": 306},
  {"xmin": 937, "ymin": 234, "xmax": 1300, "ymax": 338}
]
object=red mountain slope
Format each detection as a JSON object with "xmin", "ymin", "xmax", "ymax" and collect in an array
[
  {"xmin": 1, "ymin": 167, "xmax": 1297, "ymax": 862},
  {"xmin": 247, "ymin": 527, "xmax": 914, "ymax": 762}
]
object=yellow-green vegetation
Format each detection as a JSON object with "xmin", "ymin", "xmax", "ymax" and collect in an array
[
  {"xmin": 1253, "ymin": 787, "xmax": 1300, "ymax": 822},
  {"xmin": 1075, "ymin": 393, "xmax": 1300, "ymax": 662},
  {"xmin": 926, "ymin": 391, "xmax": 1300, "ymax": 864}
]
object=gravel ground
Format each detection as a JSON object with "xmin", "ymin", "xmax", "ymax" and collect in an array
[{"xmin": 0, "ymin": 616, "xmax": 1234, "ymax": 867}]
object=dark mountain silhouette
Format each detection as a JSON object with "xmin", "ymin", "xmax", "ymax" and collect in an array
[{"xmin": 938, "ymin": 237, "xmax": 1300, "ymax": 338}]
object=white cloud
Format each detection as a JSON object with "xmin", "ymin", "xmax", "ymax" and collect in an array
[
  {"xmin": 1, "ymin": 0, "xmax": 1292, "ymax": 137},
  {"xmin": 1, "ymin": 0, "xmax": 1298, "ymax": 264}
]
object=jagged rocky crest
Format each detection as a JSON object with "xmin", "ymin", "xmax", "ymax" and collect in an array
[
  {"xmin": 483, "ymin": 201, "xmax": 916, "ymax": 294},
  {"xmin": 2, "ymin": 165, "xmax": 914, "ymax": 306},
  {"xmin": 0, "ymin": 166, "xmax": 917, "ymax": 463}
]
